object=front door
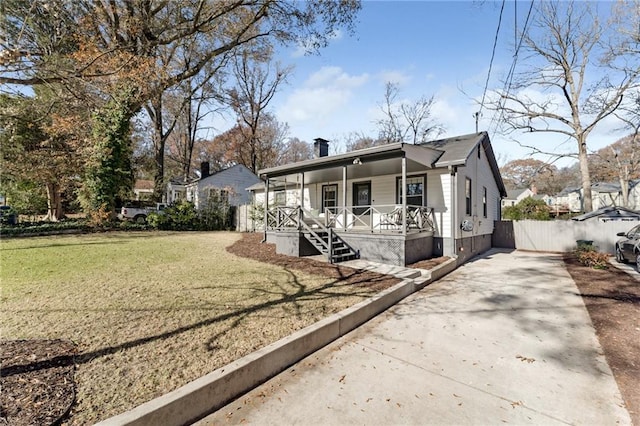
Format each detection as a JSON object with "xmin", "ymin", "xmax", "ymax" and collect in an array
[{"xmin": 353, "ymin": 181, "xmax": 371, "ymax": 216}]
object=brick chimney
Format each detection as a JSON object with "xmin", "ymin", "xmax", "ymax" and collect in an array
[
  {"xmin": 200, "ymin": 161, "xmax": 210, "ymax": 178},
  {"xmin": 313, "ymin": 138, "xmax": 329, "ymax": 158}
]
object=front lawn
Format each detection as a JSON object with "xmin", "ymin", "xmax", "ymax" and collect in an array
[{"xmin": 1, "ymin": 232, "xmax": 393, "ymax": 424}]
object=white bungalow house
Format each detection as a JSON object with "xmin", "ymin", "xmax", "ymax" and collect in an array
[
  {"xmin": 166, "ymin": 163, "xmax": 261, "ymax": 209},
  {"xmin": 252, "ymin": 132, "xmax": 507, "ymax": 266}
]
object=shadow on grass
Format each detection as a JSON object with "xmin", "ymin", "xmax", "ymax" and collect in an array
[{"xmin": 1, "ymin": 267, "xmax": 389, "ymax": 377}]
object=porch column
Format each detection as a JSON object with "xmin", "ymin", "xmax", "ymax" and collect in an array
[
  {"xmin": 402, "ymin": 156, "xmax": 407, "ymax": 236},
  {"xmin": 300, "ymin": 173, "xmax": 305, "ymax": 210},
  {"xmin": 263, "ymin": 178, "xmax": 269, "ymax": 242},
  {"xmin": 342, "ymin": 165, "xmax": 347, "ymax": 230}
]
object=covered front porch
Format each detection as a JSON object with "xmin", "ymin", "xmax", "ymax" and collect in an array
[{"xmin": 258, "ymin": 142, "xmax": 445, "ymax": 265}]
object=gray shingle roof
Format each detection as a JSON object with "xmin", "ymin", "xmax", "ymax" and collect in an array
[{"xmin": 571, "ymin": 206, "xmax": 640, "ymax": 221}]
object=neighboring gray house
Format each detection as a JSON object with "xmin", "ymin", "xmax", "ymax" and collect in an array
[
  {"xmin": 253, "ymin": 132, "xmax": 507, "ymax": 266},
  {"xmin": 166, "ymin": 163, "xmax": 261, "ymax": 209},
  {"xmin": 571, "ymin": 206, "xmax": 640, "ymax": 222}
]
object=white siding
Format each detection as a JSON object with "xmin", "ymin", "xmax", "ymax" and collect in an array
[{"xmin": 455, "ymin": 146, "xmax": 500, "ymax": 237}]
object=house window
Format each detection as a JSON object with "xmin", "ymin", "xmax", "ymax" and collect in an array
[
  {"xmin": 465, "ymin": 178, "xmax": 472, "ymax": 215},
  {"xmin": 207, "ymin": 188, "xmax": 229, "ymax": 204},
  {"xmin": 396, "ymin": 175, "xmax": 425, "ymax": 206},
  {"xmin": 322, "ymin": 184, "xmax": 337, "ymax": 213},
  {"xmin": 483, "ymin": 187, "xmax": 487, "ymax": 218},
  {"xmin": 274, "ymin": 190, "xmax": 286, "ymax": 206}
]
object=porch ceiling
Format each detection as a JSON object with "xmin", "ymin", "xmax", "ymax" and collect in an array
[{"xmin": 260, "ymin": 143, "xmax": 443, "ymax": 185}]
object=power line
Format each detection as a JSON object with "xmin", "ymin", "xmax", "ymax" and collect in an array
[
  {"xmin": 477, "ymin": 0, "xmax": 506, "ymax": 131},
  {"xmin": 489, "ymin": 0, "xmax": 535, "ymax": 135}
]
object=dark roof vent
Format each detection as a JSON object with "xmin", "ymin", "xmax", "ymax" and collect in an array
[{"xmin": 313, "ymin": 138, "xmax": 329, "ymax": 158}]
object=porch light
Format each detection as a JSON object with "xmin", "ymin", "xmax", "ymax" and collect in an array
[{"xmin": 352, "ymin": 157, "xmax": 362, "ymax": 165}]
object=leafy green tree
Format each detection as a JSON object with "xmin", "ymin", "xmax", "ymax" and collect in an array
[
  {"xmin": 503, "ymin": 197, "xmax": 551, "ymax": 221},
  {"xmin": 2, "ymin": 0, "xmax": 362, "ymax": 207},
  {"xmin": 0, "ymin": 178, "xmax": 48, "ymax": 218},
  {"xmin": 0, "ymin": 92, "xmax": 86, "ymax": 220},
  {"xmin": 79, "ymin": 90, "xmax": 135, "ymax": 212}
]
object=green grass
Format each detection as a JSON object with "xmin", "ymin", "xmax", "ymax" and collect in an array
[{"xmin": 1, "ymin": 232, "xmax": 384, "ymax": 424}]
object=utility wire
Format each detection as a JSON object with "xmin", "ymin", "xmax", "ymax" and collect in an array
[
  {"xmin": 489, "ymin": 0, "xmax": 535, "ymax": 135},
  {"xmin": 477, "ymin": 0, "xmax": 506, "ymax": 124}
]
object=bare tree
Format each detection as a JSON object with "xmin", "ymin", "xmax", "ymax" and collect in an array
[
  {"xmin": 488, "ymin": 1, "xmax": 640, "ymax": 212},
  {"xmin": 376, "ymin": 82, "xmax": 443, "ymax": 144},
  {"xmin": 226, "ymin": 50, "xmax": 291, "ymax": 173},
  {"xmin": 278, "ymin": 137, "xmax": 313, "ymax": 164},
  {"xmin": 589, "ymin": 134, "xmax": 640, "ymax": 207}
]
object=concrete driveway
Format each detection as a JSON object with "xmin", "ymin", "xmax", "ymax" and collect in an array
[{"xmin": 197, "ymin": 249, "xmax": 631, "ymax": 425}]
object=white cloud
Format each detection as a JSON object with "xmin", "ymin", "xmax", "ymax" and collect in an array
[{"xmin": 277, "ymin": 66, "xmax": 369, "ymax": 130}]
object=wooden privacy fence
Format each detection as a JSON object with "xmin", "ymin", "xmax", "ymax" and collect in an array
[
  {"xmin": 493, "ymin": 220, "xmax": 637, "ymax": 253},
  {"xmin": 235, "ymin": 204, "xmax": 262, "ymax": 232}
]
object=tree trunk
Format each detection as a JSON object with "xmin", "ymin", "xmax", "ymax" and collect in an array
[
  {"xmin": 151, "ymin": 96, "xmax": 165, "ymax": 202},
  {"xmin": 577, "ymin": 136, "xmax": 593, "ymax": 212},
  {"xmin": 45, "ymin": 182, "xmax": 63, "ymax": 221},
  {"xmin": 620, "ymin": 175, "xmax": 629, "ymax": 208}
]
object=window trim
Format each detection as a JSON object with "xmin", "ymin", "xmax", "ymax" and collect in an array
[
  {"xmin": 465, "ymin": 177, "xmax": 472, "ymax": 216},
  {"xmin": 274, "ymin": 189, "xmax": 286, "ymax": 207},
  {"xmin": 395, "ymin": 174, "xmax": 426, "ymax": 207},
  {"xmin": 483, "ymin": 186, "xmax": 487, "ymax": 218}
]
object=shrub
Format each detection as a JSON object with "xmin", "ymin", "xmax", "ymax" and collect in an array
[
  {"xmin": 503, "ymin": 197, "xmax": 551, "ymax": 221},
  {"xmin": 574, "ymin": 243, "xmax": 610, "ymax": 269},
  {"xmin": 0, "ymin": 219, "xmax": 91, "ymax": 237},
  {"xmin": 87, "ymin": 203, "xmax": 113, "ymax": 228},
  {"xmin": 147, "ymin": 200, "xmax": 199, "ymax": 230}
]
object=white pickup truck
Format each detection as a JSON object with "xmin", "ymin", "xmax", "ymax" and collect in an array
[{"xmin": 118, "ymin": 202, "xmax": 167, "ymax": 223}]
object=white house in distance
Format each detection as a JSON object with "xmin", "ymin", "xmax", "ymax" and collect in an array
[
  {"xmin": 501, "ymin": 188, "xmax": 535, "ymax": 208},
  {"xmin": 166, "ymin": 163, "xmax": 261, "ymax": 209},
  {"xmin": 552, "ymin": 179, "xmax": 640, "ymax": 214},
  {"xmin": 252, "ymin": 132, "xmax": 507, "ymax": 266}
]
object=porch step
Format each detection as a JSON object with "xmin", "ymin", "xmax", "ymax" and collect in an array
[{"xmin": 301, "ymin": 230, "xmax": 359, "ymax": 264}]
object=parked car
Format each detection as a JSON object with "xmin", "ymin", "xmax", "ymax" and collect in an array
[
  {"xmin": 0, "ymin": 205, "xmax": 17, "ymax": 225},
  {"xmin": 615, "ymin": 224, "xmax": 640, "ymax": 271},
  {"xmin": 118, "ymin": 202, "xmax": 166, "ymax": 223}
]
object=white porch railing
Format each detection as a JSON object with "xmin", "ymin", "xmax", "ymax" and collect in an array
[
  {"xmin": 266, "ymin": 205, "xmax": 435, "ymax": 233},
  {"xmin": 266, "ymin": 206, "xmax": 300, "ymax": 230},
  {"xmin": 325, "ymin": 204, "xmax": 435, "ymax": 233}
]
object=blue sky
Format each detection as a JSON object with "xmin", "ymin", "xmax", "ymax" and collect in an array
[{"xmin": 213, "ymin": 1, "xmax": 629, "ymax": 167}]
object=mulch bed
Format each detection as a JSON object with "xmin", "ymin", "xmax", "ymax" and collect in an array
[
  {"xmin": 0, "ymin": 339, "xmax": 77, "ymax": 426},
  {"xmin": 564, "ymin": 255, "xmax": 640, "ymax": 425},
  {"xmin": 226, "ymin": 233, "xmax": 401, "ymax": 293}
]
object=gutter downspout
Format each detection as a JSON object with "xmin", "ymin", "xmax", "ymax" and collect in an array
[
  {"xmin": 449, "ymin": 165, "xmax": 457, "ymax": 258},
  {"xmin": 262, "ymin": 178, "xmax": 269, "ymax": 243}
]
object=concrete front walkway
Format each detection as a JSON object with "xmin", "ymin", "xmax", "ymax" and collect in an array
[{"xmin": 197, "ymin": 249, "xmax": 631, "ymax": 425}]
